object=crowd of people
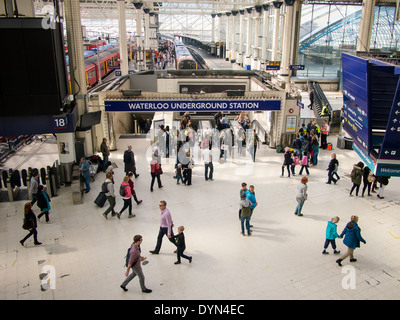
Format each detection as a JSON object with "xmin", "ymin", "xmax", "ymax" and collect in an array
[{"xmin": 18, "ymin": 111, "xmax": 393, "ymax": 294}]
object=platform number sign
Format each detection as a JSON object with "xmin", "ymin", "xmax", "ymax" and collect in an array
[{"xmin": 54, "ymin": 116, "xmax": 68, "ymax": 129}]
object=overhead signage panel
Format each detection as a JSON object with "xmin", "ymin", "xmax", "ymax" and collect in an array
[
  {"xmin": 104, "ymin": 99, "xmax": 281, "ymax": 112},
  {"xmin": 379, "ymin": 81, "xmax": 400, "ymax": 160},
  {"xmin": 342, "ymin": 53, "xmax": 370, "ymax": 154}
]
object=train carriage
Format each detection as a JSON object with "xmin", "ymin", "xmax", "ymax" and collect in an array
[{"xmin": 174, "ymin": 39, "xmax": 197, "ymax": 70}]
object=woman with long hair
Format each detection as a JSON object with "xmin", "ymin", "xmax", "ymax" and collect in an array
[{"xmin": 20, "ymin": 202, "xmax": 41, "ymax": 246}]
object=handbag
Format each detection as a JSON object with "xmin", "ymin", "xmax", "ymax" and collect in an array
[{"xmin": 156, "ymin": 165, "xmax": 163, "ymax": 175}]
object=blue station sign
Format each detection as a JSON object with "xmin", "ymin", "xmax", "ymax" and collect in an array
[{"xmin": 104, "ymin": 99, "xmax": 281, "ymax": 112}]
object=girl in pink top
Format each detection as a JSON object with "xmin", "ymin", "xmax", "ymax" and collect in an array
[
  {"xmin": 117, "ymin": 176, "xmax": 135, "ymax": 219},
  {"xmin": 299, "ymin": 151, "xmax": 310, "ymax": 175}
]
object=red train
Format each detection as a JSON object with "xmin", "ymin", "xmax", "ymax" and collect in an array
[{"xmin": 68, "ymin": 43, "xmax": 135, "ymax": 90}]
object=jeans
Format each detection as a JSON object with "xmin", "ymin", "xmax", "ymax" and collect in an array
[
  {"xmin": 299, "ymin": 165, "xmax": 309, "ymax": 175},
  {"xmin": 21, "ymin": 228, "xmax": 39, "ymax": 244},
  {"xmin": 83, "ymin": 176, "xmax": 90, "ymax": 191},
  {"xmin": 120, "ymin": 198, "xmax": 132, "ymax": 216},
  {"xmin": 295, "ymin": 197, "xmax": 305, "ymax": 215},
  {"xmin": 103, "ymin": 196, "xmax": 116, "ymax": 216},
  {"xmin": 103, "ymin": 156, "xmax": 109, "ymax": 170},
  {"xmin": 324, "ymin": 239, "xmax": 337, "ymax": 250},
  {"xmin": 176, "ymin": 175, "xmax": 184, "ymax": 184},
  {"xmin": 121, "ymin": 267, "xmax": 147, "ymax": 291},
  {"xmin": 204, "ymin": 162, "xmax": 213, "ymax": 180},
  {"xmin": 150, "ymin": 173, "xmax": 162, "ymax": 191},
  {"xmin": 38, "ymin": 210, "xmax": 50, "ymax": 222},
  {"xmin": 240, "ymin": 216, "xmax": 251, "ymax": 235}
]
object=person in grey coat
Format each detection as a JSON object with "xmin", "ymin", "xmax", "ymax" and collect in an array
[
  {"xmin": 295, "ymin": 176, "xmax": 308, "ymax": 216},
  {"xmin": 123, "ymin": 145, "xmax": 139, "ymax": 178},
  {"xmin": 29, "ymin": 168, "xmax": 40, "ymax": 205}
]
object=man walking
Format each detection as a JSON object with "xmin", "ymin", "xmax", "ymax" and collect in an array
[
  {"xmin": 100, "ymin": 138, "xmax": 110, "ymax": 171},
  {"xmin": 102, "ymin": 172, "xmax": 116, "ymax": 219},
  {"xmin": 308, "ymin": 89, "xmax": 315, "ymax": 109},
  {"xmin": 202, "ymin": 145, "xmax": 213, "ymax": 181},
  {"xmin": 120, "ymin": 235, "xmax": 152, "ymax": 293},
  {"xmin": 149, "ymin": 200, "xmax": 177, "ymax": 254}
]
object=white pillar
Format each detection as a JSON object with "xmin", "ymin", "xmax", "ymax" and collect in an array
[
  {"xmin": 357, "ymin": 0, "xmax": 376, "ymax": 51},
  {"xmin": 225, "ymin": 12, "xmax": 231, "ymax": 60},
  {"xmin": 245, "ymin": 7, "xmax": 253, "ymax": 70},
  {"xmin": 231, "ymin": 11, "xmax": 238, "ymax": 62},
  {"xmin": 238, "ymin": 9, "xmax": 245, "ymax": 65},
  {"xmin": 271, "ymin": 1, "xmax": 283, "ymax": 62},
  {"xmin": 117, "ymin": 0, "xmax": 128, "ymax": 76},
  {"xmin": 135, "ymin": 5, "xmax": 143, "ymax": 71},
  {"xmin": 261, "ymin": 4, "xmax": 269, "ymax": 62},
  {"xmin": 281, "ymin": 3, "xmax": 295, "ymax": 89}
]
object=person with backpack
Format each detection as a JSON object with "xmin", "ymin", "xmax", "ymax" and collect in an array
[
  {"xmin": 117, "ymin": 176, "xmax": 135, "ymax": 219},
  {"xmin": 102, "ymin": 172, "xmax": 116, "ymax": 219},
  {"xmin": 349, "ymin": 162, "xmax": 364, "ymax": 197},
  {"xmin": 37, "ymin": 185, "xmax": 51, "ymax": 223},
  {"xmin": 120, "ymin": 235, "xmax": 152, "ymax": 293}
]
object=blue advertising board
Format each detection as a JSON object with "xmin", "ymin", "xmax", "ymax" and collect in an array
[
  {"xmin": 379, "ymin": 80, "xmax": 400, "ymax": 160},
  {"xmin": 104, "ymin": 99, "xmax": 281, "ymax": 112},
  {"xmin": 342, "ymin": 53, "xmax": 370, "ymax": 154}
]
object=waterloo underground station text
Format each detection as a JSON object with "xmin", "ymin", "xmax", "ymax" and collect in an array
[{"xmin": 104, "ymin": 100, "xmax": 281, "ymax": 112}]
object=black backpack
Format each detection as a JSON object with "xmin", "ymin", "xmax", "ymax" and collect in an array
[
  {"xmin": 101, "ymin": 180, "xmax": 110, "ymax": 193},
  {"xmin": 124, "ymin": 247, "xmax": 131, "ymax": 267},
  {"xmin": 119, "ymin": 184, "xmax": 127, "ymax": 197}
]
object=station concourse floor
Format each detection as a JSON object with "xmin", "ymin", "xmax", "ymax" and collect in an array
[{"xmin": 1, "ymin": 133, "xmax": 400, "ymax": 301}]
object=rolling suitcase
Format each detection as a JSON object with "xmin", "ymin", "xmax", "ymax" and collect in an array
[{"xmin": 94, "ymin": 192, "xmax": 107, "ymax": 207}]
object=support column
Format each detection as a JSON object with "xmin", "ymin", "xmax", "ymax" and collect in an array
[
  {"xmin": 261, "ymin": 4, "xmax": 270, "ymax": 64},
  {"xmin": 217, "ymin": 13, "xmax": 222, "ymax": 57},
  {"xmin": 134, "ymin": 2, "xmax": 144, "ymax": 71},
  {"xmin": 271, "ymin": 1, "xmax": 283, "ymax": 61},
  {"xmin": 117, "ymin": 0, "xmax": 128, "ymax": 76},
  {"xmin": 244, "ymin": 7, "xmax": 253, "ymax": 70},
  {"xmin": 231, "ymin": 10, "xmax": 238, "ymax": 63},
  {"xmin": 238, "ymin": 9, "xmax": 245, "ymax": 66},
  {"xmin": 357, "ymin": 0, "xmax": 376, "ymax": 52},
  {"xmin": 211, "ymin": 13, "xmax": 216, "ymax": 55},
  {"xmin": 225, "ymin": 12, "xmax": 231, "ymax": 60},
  {"xmin": 253, "ymin": 5, "xmax": 262, "ymax": 70},
  {"xmin": 64, "ymin": 0, "xmax": 93, "ymax": 157},
  {"xmin": 281, "ymin": 2, "xmax": 295, "ymax": 88}
]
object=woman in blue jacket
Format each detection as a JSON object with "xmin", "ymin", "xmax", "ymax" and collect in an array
[
  {"xmin": 336, "ymin": 215, "xmax": 366, "ymax": 266},
  {"xmin": 246, "ymin": 185, "xmax": 257, "ymax": 228}
]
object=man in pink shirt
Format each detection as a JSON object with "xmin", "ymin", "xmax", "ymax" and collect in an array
[{"xmin": 149, "ymin": 200, "xmax": 177, "ymax": 254}]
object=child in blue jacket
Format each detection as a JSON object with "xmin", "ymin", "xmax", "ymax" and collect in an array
[{"xmin": 322, "ymin": 216, "xmax": 340, "ymax": 255}]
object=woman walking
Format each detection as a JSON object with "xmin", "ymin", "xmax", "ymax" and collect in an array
[
  {"xmin": 336, "ymin": 215, "xmax": 366, "ymax": 266},
  {"xmin": 117, "ymin": 176, "xmax": 135, "ymax": 219},
  {"xmin": 37, "ymin": 185, "xmax": 51, "ymax": 223},
  {"xmin": 295, "ymin": 177, "xmax": 308, "ymax": 216},
  {"xmin": 20, "ymin": 202, "xmax": 41, "ymax": 246},
  {"xmin": 150, "ymin": 154, "xmax": 163, "ymax": 192},
  {"xmin": 349, "ymin": 162, "xmax": 364, "ymax": 196}
]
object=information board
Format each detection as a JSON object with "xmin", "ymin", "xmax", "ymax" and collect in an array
[{"xmin": 342, "ymin": 54, "xmax": 370, "ymax": 154}]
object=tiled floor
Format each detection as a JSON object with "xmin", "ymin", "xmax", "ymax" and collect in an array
[{"xmin": 1, "ymin": 132, "xmax": 400, "ymax": 300}]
